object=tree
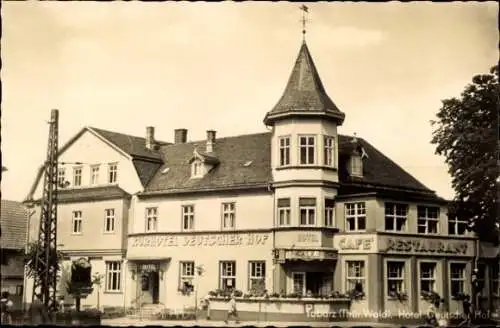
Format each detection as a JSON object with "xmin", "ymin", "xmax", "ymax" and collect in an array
[
  {"xmin": 431, "ymin": 65, "xmax": 499, "ymax": 243},
  {"xmin": 24, "ymin": 241, "xmax": 64, "ymax": 279}
]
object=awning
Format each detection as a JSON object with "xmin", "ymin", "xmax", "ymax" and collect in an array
[
  {"xmin": 127, "ymin": 256, "xmax": 172, "ymax": 262},
  {"xmin": 274, "ymin": 248, "xmax": 338, "ymax": 262}
]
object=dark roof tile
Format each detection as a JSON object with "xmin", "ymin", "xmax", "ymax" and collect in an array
[{"xmin": 1, "ymin": 200, "xmax": 28, "ymax": 250}]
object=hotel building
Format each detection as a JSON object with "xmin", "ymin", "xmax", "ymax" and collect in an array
[{"xmin": 23, "ymin": 40, "xmax": 499, "ymax": 318}]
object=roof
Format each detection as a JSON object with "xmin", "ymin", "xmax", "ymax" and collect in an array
[
  {"xmin": 140, "ymin": 132, "xmax": 437, "ymax": 198},
  {"xmin": 88, "ymin": 127, "xmax": 167, "ymax": 161},
  {"xmin": 145, "ymin": 132, "xmax": 272, "ymax": 194},
  {"xmin": 0, "ymin": 200, "xmax": 28, "ymax": 250},
  {"xmin": 264, "ymin": 41, "xmax": 345, "ymax": 125}
]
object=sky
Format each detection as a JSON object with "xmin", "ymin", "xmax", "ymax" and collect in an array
[{"xmin": 1, "ymin": 1, "xmax": 498, "ymax": 202}]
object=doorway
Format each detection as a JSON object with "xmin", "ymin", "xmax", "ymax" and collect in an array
[{"xmin": 151, "ymin": 271, "xmax": 160, "ymax": 304}]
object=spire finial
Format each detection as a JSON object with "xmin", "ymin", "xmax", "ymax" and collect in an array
[{"xmin": 300, "ymin": 5, "xmax": 309, "ymax": 42}]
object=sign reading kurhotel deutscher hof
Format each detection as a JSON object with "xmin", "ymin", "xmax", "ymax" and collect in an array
[{"xmin": 130, "ymin": 232, "xmax": 270, "ymax": 248}]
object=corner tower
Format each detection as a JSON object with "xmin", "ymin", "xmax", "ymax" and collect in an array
[{"xmin": 265, "ymin": 40, "xmax": 345, "ymax": 190}]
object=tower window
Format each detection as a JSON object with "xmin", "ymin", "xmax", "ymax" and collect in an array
[
  {"xmin": 324, "ymin": 136, "xmax": 335, "ymax": 167},
  {"xmin": 278, "ymin": 136, "xmax": 291, "ymax": 166},
  {"xmin": 299, "ymin": 135, "xmax": 316, "ymax": 165}
]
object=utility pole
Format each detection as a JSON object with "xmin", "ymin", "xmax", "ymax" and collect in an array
[{"xmin": 31, "ymin": 109, "xmax": 60, "ymax": 322}]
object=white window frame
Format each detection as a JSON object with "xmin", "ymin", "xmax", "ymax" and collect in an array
[
  {"xmin": 179, "ymin": 261, "xmax": 195, "ymax": 289},
  {"xmin": 449, "ymin": 262, "xmax": 467, "ymax": 298},
  {"xmin": 324, "ymin": 136, "xmax": 335, "ymax": 167},
  {"xmin": 350, "ymin": 155, "xmax": 363, "ymax": 176},
  {"xmin": 298, "ymin": 135, "xmax": 316, "ymax": 165},
  {"xmin": 419, "ymin": 262, "xmax": 437, "ymax": 294},
  {"xmin": 192, "ymin": 161, "xmax": 203, "ymax": 178},
  {"xmin": 292, "ymin": 272, "xmax": 306, "ymax": 295},
  {"xmin": 417, "ymin": 206, "xmax": 439, "ymax": 234},
  {"xmin": 278, "ymin": 136, "xmax": 291, "ymax": 166},
  {"xmin": 387, "ymin": 261, "xmax": 406, "ymax": 296},
  {"xmin": 105, "ymin": 261, "xmax": 122, "ymax": 292},
  {"xmin": 90, "ymin": 165, "xmax": 100, "ymax": 186},
  {"xmin": 277, "ymin": 198, "xmax": 291, "ymax": 226},
  {"xmin": 182, "ymin": 205, "xmax": 195, "ymax": 231},
  {"xmin": 299, "ymin": 198, "xmax": 316, "ymax": 226},
  {"xmin": 345, "ymin": 202, "xmax": 366, "ymax": 232},
  {"xmin": 58, "ymin": 168, "xmax": 66, "ymax": 186},
  {"xmin": 73, "ymin": 166, "xmax": 82, "ymax": 187},
  {"xmin": 384, "ymin": 203, "xmax": 408, "ymax": 232},
  {"xmin": 324, "ymin": 198, "xmax": 335, "ymax": 227},
  {"xmin": 108, "ymin": 163, "xmax": 118, "ymax": 184},
  {"xmin": 104, "ymin": 208, "xmax": 115, "ymax": 233},
  {"xmin": 72, "ymin": 211, "xmax": 83, "ymax": 234},
  {"xmin": 221, "ymin": 202, "xmax": 235, "ymax": 229},
  {"xmin": 346, "ymin": 260, "xmax": 366, "ymax": 293},
  {"xmin": 145, "ymin": 207, "xmax": 158, "ymax": 232},
  {"xmin": 220, "ymin": 261, "xmax": 236, "ymax": 291},
  {"xmin": 248, "ymin": 261, "xmax": 266, "ymax": 291},
  {"xmin": 448, "ymin": 216, "xmax": 468, "ymax": 235}
]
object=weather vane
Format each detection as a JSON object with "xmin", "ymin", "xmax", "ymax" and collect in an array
[{"xmin": 300, "ymin": 4, "xmax": 309, "ymax": 41}]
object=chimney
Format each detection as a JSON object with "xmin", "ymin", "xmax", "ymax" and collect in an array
[
  {"xmin": 206, "ymin": 130, "xmax": 216, "ymax": 153},
  {"xmin": 146, "ymin": 126, "xmax": 155, "ymax": 150},
  {"xmin": 174, "ymin": 129, "xmax": 188, "ymax": 144}
]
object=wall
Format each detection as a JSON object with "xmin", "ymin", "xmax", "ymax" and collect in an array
[
  {"xmin": 132, "ymin": 191, "xmax": 273, "ymax": 233},
  {"xmin": 32, "ymin": 129, "xmax": 143, "ymax": 200},
  {"xmin": 126, "ymin": 231, "xmax": 274, "ymax": 309},
  {"xmin": 271, "ymin": 119, "xmax": 339, "ymax": 183}
]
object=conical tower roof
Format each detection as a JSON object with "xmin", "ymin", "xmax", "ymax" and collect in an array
[{"xmin": 264, "ymin": 41, "xmax": 345, "ymax": 125}]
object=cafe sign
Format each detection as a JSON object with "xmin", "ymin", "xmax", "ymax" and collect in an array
[
  {"xmin": 385, "ymin": 238, "xmax": 470, "ymax": 256},
  {"xmin": 334, "ymin": 234, "xmax": 377, "ymax": 253},
  {"xmin": 130, "ymin": 233, "xmax": 269, "ymax": 248}
]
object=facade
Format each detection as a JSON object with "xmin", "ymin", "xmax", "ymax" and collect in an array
[
  {"xmin": 1, "ymin": 200, "xmax": 29, "ymax": 309},
  {"xmin": 23, "ymin": 40, "xmax": 492, "ymax": 318}
]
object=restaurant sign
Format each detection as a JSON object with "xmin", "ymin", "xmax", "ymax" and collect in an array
[
  {"xmin": 385, "ymin": 238, "xmax": 470, "ymax": 256},
  {"xmin": 130, "ymin": 233, "xmax": 269, "ymax": 248}
]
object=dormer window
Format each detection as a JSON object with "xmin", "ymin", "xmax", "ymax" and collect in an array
[
  {"xmin": 192, "ymin": 161, "xmax": 203, "ymax": 178},
  {"xmin": 350, "ymin": 155, "xmax": 363, "ymax": 177}
]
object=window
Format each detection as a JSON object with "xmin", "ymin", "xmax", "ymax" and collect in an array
[
  {"xmin": 16, "ymin": 285, "xmax": 23, "ymax": 296},
  {"xmin": 350, "ymin": 156, "xmax": 363, "ymax": 176},
  {"xmin": 58, "ymin": 168, "xmax": 66, "ymax": 186},
  {"xmin": 387, "ymin": 261, "xmax": 405, "ymax": 295},
  {"xmin": 179, "ymin": 261, "xmax": 195, "ymax": 289},
  {"xmin": 108, "ymin": 163, "xmax": 118, "ymax": 184},
  {"xmin": 346, "ymin": 261, "xmax": 365, "ymax": 293},
  {"xmin": 420, "ymin": 262, "xmax": 436, "ymax": 293},
  {"xmin": 418, "ymin": 206, "xmax": 439, "ymax": 234},
  {"xmin": 279, "ymin": 136, "xmax": 291, "ymax": 166},
  {"xmin": 385, "ymin": 203, "xmax": 408, "ymax": 231},
  {"xmin": 477, "ymin": 263, "xmax": 486, "ymax": 296},
  {"xmin": 292, "ymin": 272, "xmax": 306, "ymax": 295},
  {"xmin": 91, "ymin": 165, "xmax": 100, "ymax": 185},
  {"xmin": 345, "ymin": 202, "xmax": 366, "ymax": 231},
  {"xmin": 299, "ymin": 198, "xmax": 316, "ymax": 226},
  {"xmin": 192, "ymin": 161, "xmax": 203, "ymax": 178},
  {"xmin": 222, "ymin": 203, "xmax": 235, "ymax": 229},
  {"xmin": 145, "ymin": 207, "xmax": 158, "ymax": 232},
  {"xmin": 73, "ymin": 167, "xmax": 82, "ymax": 186},
  {"xmin": 182, "ymin": 205, "xmax": 195, "ymax": 231},
  {"xmin": 248, "ymin": 261, "xmax": 266, "ymax": 291},
  {"xmin": 448, "ymin": 216, "xmax": 467, "ymax": 235},
  {"xmin": 104, "ymin": 209, "xmax": 115, "ymax": 233},
  {"xmin": 220, "ymin": 261, "xmax": 236, "ymax": 291},
  {"xmin": 72, "ymin": 211, "xmax": 82, "ymax": 234},
  {"xmin": 299, "ymin": 135, "xmax": 315, "ymax": 165},
  {"xmin": 277, "ymin": 198, "xmax": 291, "ymax": 226},
  {"xmin": 450, "ymin": 263, "xmax": 466, "ymax": 297},
  {"xmin": 106, "ymin": 261, "xmax": 122, "ymax": 292},
  {"xmin": 492, "ymin": 264, "xmax": 499, "ymax": 296},
  {"xmin": 324, "ymin": 136, "xmax": 335, "ymax": 167},
  {"xmin": 324, "ymin": 198, "xmax": 335, "ymax": 227}
]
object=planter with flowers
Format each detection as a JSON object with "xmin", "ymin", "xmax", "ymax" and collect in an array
[{"xmin": 388, "ymin": 290, "xmax": 408, "ymax": 302}]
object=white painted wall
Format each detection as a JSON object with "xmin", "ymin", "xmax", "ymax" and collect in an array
[
  {"xmin": 32, "ymin": 129, "xmax": 144, "ymax": 200},
  {"xmin": 132, "ymin": 191, "xmax": 273, "ymax": 233},
  {"xmin": 271, "ymin": 119, "xmax": 339, "ymax": 183}
]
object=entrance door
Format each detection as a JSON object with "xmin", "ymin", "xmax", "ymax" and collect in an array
[{"xmin": 151, "ymin": 271, "xmax": 160, "ymax": 304}]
